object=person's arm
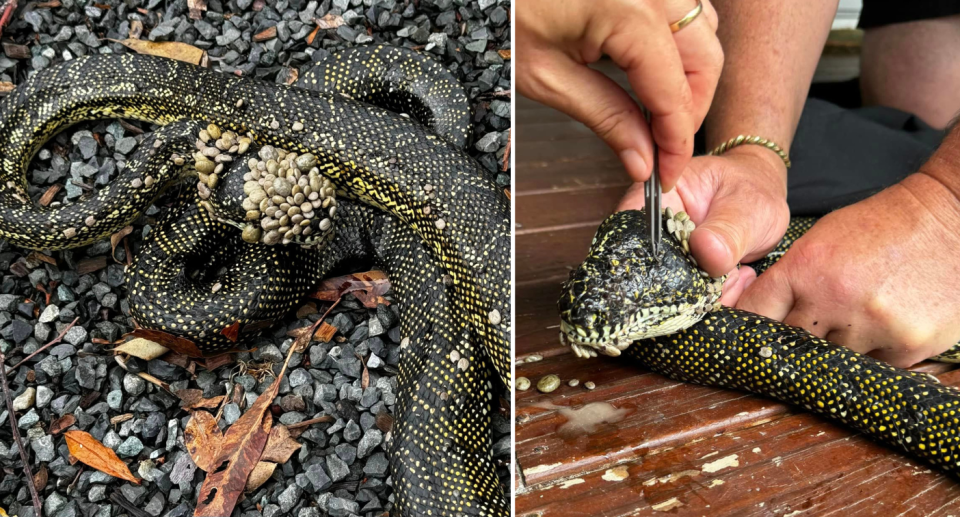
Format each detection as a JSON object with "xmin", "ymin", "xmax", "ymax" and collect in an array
[
  {"xmin": 617, "ymin": 0, "xmax": 839, "ymax": 280},
  {"xmin": 706, "ymin": 0, "xmax": 838, "ymax": 154}
]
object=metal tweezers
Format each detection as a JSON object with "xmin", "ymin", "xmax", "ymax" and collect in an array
[{"xmin": 642, "ymin": 107, "xmax": 662, "ymax": 260}]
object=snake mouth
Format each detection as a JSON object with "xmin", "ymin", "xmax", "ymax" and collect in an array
[{"xmin": 560, "ymin": 295, "xmax": 721, "ymax": 358}]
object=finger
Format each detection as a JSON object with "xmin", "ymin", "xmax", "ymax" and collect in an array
[
  {"xmin": 718, "ymin": 266, "xmax": 755, "ymax": 307},
  {"xmin": 736, "ymin": 266, "xmax": 795, "ymax": 323},
  {"xmin": 688, "ymin": 191, "xmax": 758, "ymax": 277},
  {"xmin": 670, "ymin": 2, "xmax": 724, "ymax": 132},
  {"xmin": 523, "ymin": 54, "xmax": 656, "ymax": 183},
  {"xmin": 603, "ymin": 11, "xmax": 696, "ymax": 190},
  {"xmin": 700, "ymin": 0, "xmax": 719, "ymax": 32}
]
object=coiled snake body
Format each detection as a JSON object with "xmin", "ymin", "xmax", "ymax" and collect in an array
[
  {"xmin": 561, "ymin": 210, "xmax": 960, "ymax": 478},
  {"xmin": 0, "ymin": 46, "xmax": 509, "ymax": 516}
]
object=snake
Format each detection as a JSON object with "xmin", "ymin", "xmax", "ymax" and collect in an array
[
  {"xmin": 560, "ymin": 208, "xmax": 960, "ymax": 478},
  {"xmin": 0, "ymin": 46, "xmax": 510, "ymax": 516}
]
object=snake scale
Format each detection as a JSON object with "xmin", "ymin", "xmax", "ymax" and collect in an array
[
  {"xmin": 0, "ymin": 46, "xmax": 509, "ymax": 516},
  {"xmin": 561, "ymin": 209, "xmax": 960, "ymax": 478}
]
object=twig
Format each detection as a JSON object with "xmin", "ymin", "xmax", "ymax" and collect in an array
[
  {"xmin": 0, "ymin": 0, "xmax": 17, "ymax": 39},
  {"xmin": 0, "ymin": 351, "xmax": 43, "ymax": 512},
  {"xmin": 501, "ymin": 128, "xmax": 511, "ymax": 172},
  {"xmin": 6, "ymin": 317, "xmax": 79, "ymax": 375},
  {"xmin": 286, "ymin": 415, "xmax": 335, "ymax": 430}
]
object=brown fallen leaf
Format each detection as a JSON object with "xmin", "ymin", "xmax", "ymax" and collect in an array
[
  {"xmin": 306, "ymin": 23, "xmax": 321, "ymax": 45},
  {"xmin": 110, "ymin": 39, "xmax": 205, "ymax": 65},
  {"xmin": 185, "ymin": 410, "xmax": 222, "ymax": 472},
  {"xmin": 200, "ymin": 353, "xmax": 234, "ymax": 371},
  {"xmin": 177, "ymin": 389, "xmax": 224, "ymax": 410},
  {"xmin": 313, "ymin": 322, "xmax": 337, "ymax": 343},
  {"xmin": 128, "ymin": 19, "xmax": 143, "ymax": 39},
  {"xmin": 260, "ymin": 425, "xmax": 301, "ymax": 463},
  {"xmin": 33, "ymin": 464, "xmax": 48, "ymax": 491},
  {"xmin": 37, "ymin": 185, "xmax": 61, "ymax": 206},
  {"xmin": 309, "ymin": 270, "xmax": 390, "ymax": 308},
  {"xmin": 110, "ymin": 414, "xmax": 133, "ymax": 426},
  {"xmin": 253, "ymin": 26, "xmax": 276, "ymax": 42},
  {"xmin": 0, "ymin": 82, "xmax": 13, "ymax": 95},
  {"xmin": 498, "ymin": 49, "xmax": 511, "ymax": 60},
  {"xmin": 220, "ymin": 321, "xmax": 241, "ymax": 342},
  {"xmin": 110, "ymin": 225, "xmax": 133, "ymax": 263},
  {"xmin": 113, "ymin": 337, "xmax": 169, "ymax": 361},
  {"xmin": 244, "ymin": 461, "xmax": 276, "ymax": 492},
  {"xmin": 315, "ymin": 13, "xmax": 344, "ymax": 30},
  {"xmin": 65, "ymin": 430, "xmax": 140, "ymax": 485},
  {"xmin": 1, "ymin": 42, "xmax": 29, "ymax": 59},
  {"xmin": 77, "ymin": 256, "xmax": 108, "ymax": 275},
  {"xmin": 361, "ymin": 355, "xmax": 370, "ymax": 390},
  {"xmin": 194, "ymin": 325, "xmax": 303, "ymax": 516},
  {"xmin": 49, "ymin": 414, "xmax": 76, "ymax": 435},
  {"xmin": 375, "ymin": 411, "xmax": 394, "ymax": 434},
  {"xmin": 187, "ymin": 0, "xmax": 207, "ymax": 20},
  {"xmin": 121, "ymin": 328, "xmax": 204, "ymax": 358},
  {"xmin": 27, "ymin": 252, "xmax": 56, "ymax": 267}
]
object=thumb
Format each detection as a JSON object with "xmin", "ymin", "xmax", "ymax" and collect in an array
[
  {"xmin": 688, "ymin": 190, "xmax": 757, "ymax": 277},
  {"xmin": 523, "ymin": 54, "xmax": 655, "ymax": 183}
]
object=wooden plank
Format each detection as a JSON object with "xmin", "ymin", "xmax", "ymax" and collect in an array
[
  {"xmin": 516, "ymin": 225, "xmax": 595, "ymax": 285},
  {"xmin": 516, "ymin": 370, "xmax": 960, "ymax": 516},
  {"xmin": 513, "ymin": 155, "xmax": 629, "ymax": 195},
  {"xmin": 517, "ymin": 184, "xmax": 623, "ymax": 231}
]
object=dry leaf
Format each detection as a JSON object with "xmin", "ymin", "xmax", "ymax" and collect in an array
[
  {"xmin": 310, "ymin": 270, "xmax": 390, "ymax": 308},
  {"xmin": 260, "ymin": 425, "xmax": 301, "ymax": 463},
  {"xmin": 244, "ymin": 461, "xmax": 276, "ymax": 492},
  {"xmin": 498, "ymin": 49, "xmax": 511, "ymax": 60},
  {"xmin": 200, "ymin": 353, "xmax": 234, "ymax": 371},
  {"xmin": 194, "ymin": 335, "xmax": 300, "ymax": 516},
  {"xmin": 375, "ymin": 411, "xmax": 394, "ymax": 434},
  {"xmin": 137, "ymin": 372, "xmax": 170, "ymax": 391},
  {"xmin": 49, "ymin": 414, "xmax": 76, "ymax": 435},
  {"xmin": 315, "ymin": 13, "xmax": 344, "ymax": 29},
  {"xmin": 306, "ymin": 24, "xmax": 321, "ymax": 45},
  {"xmin": 111, "ymin": 39, "xmax": 205, "ymax": 65},
  {"xmin": 110, "ymin": 414, "xmax": 134, "ymax": 425},
  {"xmin": 38, "ymin": 185, "xmax": 61, "ymax": 207},
  {"xmin": 33, "ymin": 464, "xmax": 48, "ymax": 491},
  {"xmin": 0, "ymin": 82, "xmax": 13, "ymax": 95},
  {"xmin": 122, "ymin": 328, "xmax": 204, "ymax": 357},
  {"xmin": 220, "ymin": 321, "xmax": 241, "ymax": 342},
  {"xmin": 194, "ymin": 412, "xmax": 271, "ymax": 516},
  {"xmin": 113, "ymin": 337, "xmax": 169, "ymax": 361},
  {"xmin": 65, "ymin": 430, "xmax": 140, "ymax": 484},
  {"xmin": 361, "ymin": 357, "xmax": 370, "ymax": 390},
  {"xmin": 128, "ymin": 19, "xmax": 143, "ymax": 39},
  {"xmin": 187, "ymin": 0, "xmax": 207, "ymax": 19},
  {"xmin": 185, "ymin": 411, "xmax": 223, "ymax": 472},
  {"xmin": 177, "ymin": 389, "xmax": 224, "ymax": 410},
  {"xmin": 313, "ymin": 322, "xmax": 337, "ymax": 343},
  {"xmin": 77, "ymin": 256, "xmax": 107, "ymax": 275},
  {"xmin": 110, "ymin": 225, "xmax": 133, "ymax": 263},
  {"xmin": 253, "ymin": 26, "xmax": 276, "ymax": 41}
]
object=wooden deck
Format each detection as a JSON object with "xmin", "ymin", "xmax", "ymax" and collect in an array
[{"xmin": 513, "ymin": 66, "xmax": 960, "ymax": 516}]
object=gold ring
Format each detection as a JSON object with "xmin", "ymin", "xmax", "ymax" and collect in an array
[{"xmin": 669, "ymin": 1, "xmax": 703, "ymax": 33}]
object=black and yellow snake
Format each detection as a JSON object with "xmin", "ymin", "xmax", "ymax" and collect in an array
[
  {"xmin": 561, "ymin": 209, "xmax": 960, "ymax": 478},
  {"xmin": 0, "ymin": 46, "xmax": 509, "ymax": 516}
]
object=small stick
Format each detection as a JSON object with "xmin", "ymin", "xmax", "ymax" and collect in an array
[
  {"xmin": 6, "ymin": 317, "xmax": 79, "ymax": 376},
  {"xmin": 286, "ymin": 415, "xmax": 335, "ymax": 430},
  {"xmin": 0, "ymin": 351, "xmax": 43, "ymax": 512},
  {"xmin": 501, "ymin": 128, "xmax": 511, "ymax": 172}
]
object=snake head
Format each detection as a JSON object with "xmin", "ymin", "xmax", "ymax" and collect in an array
[{"xmin": 558, "ymin": 209, "xmax": 724, "ymax": 358}]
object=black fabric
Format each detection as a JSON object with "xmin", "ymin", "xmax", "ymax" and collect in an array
[
  {"xmin": 786, "ymin": 98, "xmax": 944, "ymax": 216},
  {"xmin": 693, "ymin": 99, "xmax": 945, "ymax": 218},
  {"xmin": 859, "ymin": 0, "xmax": 960, "ymax": 29}
]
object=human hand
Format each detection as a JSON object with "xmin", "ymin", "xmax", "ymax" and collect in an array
[
  {"xmin": 516, "ymin": 0, "xmax": 723, "ymax": 191},
  {"xmin": 735, "ymin": 173, "xmax": 960, "ymax": 367},
  {"xmin": 618, "ymin": 145, "xmax": 790, "ymax": 302}
]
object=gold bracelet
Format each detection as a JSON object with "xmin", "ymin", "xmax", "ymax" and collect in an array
[{"xmin": 707, "ymin": 135, "xmax": 792, "ymax": 169}]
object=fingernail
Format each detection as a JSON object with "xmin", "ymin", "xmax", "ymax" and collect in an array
[{"xmin": 620, "ymin": 149, "xmax": 647, "ymax": 182}]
